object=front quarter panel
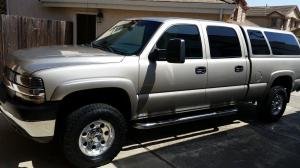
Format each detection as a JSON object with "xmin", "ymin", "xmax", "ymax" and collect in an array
[{"xmin": 33, "ymin": 56, "xmax": 139, "ymax": 115}]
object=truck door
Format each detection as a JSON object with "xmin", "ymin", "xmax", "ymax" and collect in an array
[
  {"xmin": 204, "ymin": 24, "xmax": 249, "ymax": 105},
  {"xmin": 138, "ymin": 23, "xmax": 208, "ymax": 118}
]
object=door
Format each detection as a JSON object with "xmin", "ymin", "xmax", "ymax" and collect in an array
[
  {"xmin": 205, "ymin": 25, "xmax": 248, "ymax": 105},
  {"xmin": 76, "ymin": 14, "xmax": 96, "ymax": 45},
  {"xmin": 138, "ymin": 24, "xmax": 208, "ymax": 117}
]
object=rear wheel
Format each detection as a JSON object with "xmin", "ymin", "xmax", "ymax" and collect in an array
[
  {"xmin": 257, "ymin": 86, "xmax": 288, "ymax": 122},
  {"xmin": 62, "ymin": 103, "xmax": 127, "ymax": 168}
]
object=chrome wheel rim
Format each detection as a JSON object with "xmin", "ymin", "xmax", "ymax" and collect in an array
[
  {"xmin": 79, "ymin": 119, "xmax": 115, "ymax": 157},
  {"xmin": 271, "ymin": 93, "xmax": 284, "ymax": 116}
]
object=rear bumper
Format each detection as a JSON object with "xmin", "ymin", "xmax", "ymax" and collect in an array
[{"xmin": 0, "ymin": 83, "xmax": 59, "ymax": 143}]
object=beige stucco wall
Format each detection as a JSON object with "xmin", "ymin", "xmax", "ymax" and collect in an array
[
  {"xmin": 246, "ymin": 16, "xmax": 270, "ymax": 27},
  {"xmin": 6, "ymin": 0, "xmax": 232, "ymax": 44},
  {"xmin": 287, "ymin": 9, "xmax": 300, "ymax": 19},
  {"xmin": 7, "ymin": 0, "xmax": 98, "ymax": 21},
  {"xmin": 97, "ymin": 9, "xmax": 231, "ymax": 34}
]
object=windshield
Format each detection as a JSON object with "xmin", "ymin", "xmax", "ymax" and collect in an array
[{"xmin": 92, "ymin": 20, "xmax": 162, "ymax": 56}]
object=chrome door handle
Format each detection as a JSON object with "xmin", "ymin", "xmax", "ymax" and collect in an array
[
  {"xmin": 235, "ymin": 65, "xmax": 244, "ymax": 72},
  {"xmin": 195, "ymin": 66, "xmax": 206, "ymax": 74}
]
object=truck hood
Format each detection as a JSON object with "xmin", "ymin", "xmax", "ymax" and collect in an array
[{"xmin": 5, "ymin": 45, "xmax": 125, "ymax": 75}]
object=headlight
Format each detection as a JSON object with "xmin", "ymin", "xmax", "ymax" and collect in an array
[
  {"xmin": 4, "ymin": 68, "xmax": 45, "ymax": 103},
  {"xmin": 4, "ymin": 68, "xmax": 44, "ymax": 89}
]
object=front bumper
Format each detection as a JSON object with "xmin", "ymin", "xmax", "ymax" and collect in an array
[{"xmin": 0, "ymin": 83, "xmax": 59, "ymax": 142}]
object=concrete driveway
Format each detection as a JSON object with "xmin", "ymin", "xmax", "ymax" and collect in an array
[{"xmin": 1, "ymin": 93, "xmax": 300, "ymax": 168}]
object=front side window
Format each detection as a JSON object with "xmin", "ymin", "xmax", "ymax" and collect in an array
[
  {"xmin": 247, "ymin": 30, "xmax": 270, "ymax": 55},
  {"xmin": 265, "ymin": 32, "xmax": 300, "ymax": 55},
  {"xmin": 156, "ymin": 24, "xmax": 203, "ymax": 59},
  {"xmin": 207, "ymin": 26, "xmax": 242, "ymax": 59},
  {"xmin": 92, "ymin": 20, "xmax": 161, "ymax": 56}
]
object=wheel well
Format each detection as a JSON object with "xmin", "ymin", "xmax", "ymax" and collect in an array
[
  {"xmin": 271, "ymin": 76, "xmax": 293, "ymax": 103},
  {"xmin": 271, "ymin": 76, "xmax": 293, "ymax": 93},
  {"xmin": 60, "ymin": 88, "xmax": 131, "ymax": 120},
  {"xmin": 54, "ymin": 88, "xmax": 132, "ymax": 139}
]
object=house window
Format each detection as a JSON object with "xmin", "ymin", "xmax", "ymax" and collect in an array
[{"xmin": 271, "ymin": 18, "xmax": 277, "ymax": 27}]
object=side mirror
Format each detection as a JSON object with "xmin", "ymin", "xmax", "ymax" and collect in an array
[{"xmin": 166, "ymin": 38, "xmax": 186, "ymax": 63}]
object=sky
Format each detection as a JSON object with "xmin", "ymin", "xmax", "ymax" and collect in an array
[{"xmin": 247, "ymin": 0, "xmax": 300, "ymax": 7}]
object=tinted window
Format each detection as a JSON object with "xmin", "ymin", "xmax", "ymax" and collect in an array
[
  {"xmin": 265, "ymin": 32, "xmax": 300, "ymax": 55},
  {"xmin": 157, "ymin": 25, "xmax": 202, "ymax": 58},
  {"xmin": 207, "ymin": 26, "xmax": 242, "ymax": 58},
  {"xmin": 247, "ymin": 30, "xmax": 270, "ymax": 55}
]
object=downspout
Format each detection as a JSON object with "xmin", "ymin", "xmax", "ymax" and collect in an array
[{"xmin": 219, "ymin": 8, "xmax": 224, "ymax": 21}]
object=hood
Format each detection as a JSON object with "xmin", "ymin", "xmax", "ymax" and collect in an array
[{"xmin": 5, "ymin": 45, "xmax": 125, "ymax": 74}]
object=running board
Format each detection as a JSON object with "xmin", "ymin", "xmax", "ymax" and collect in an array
[{"xmin": 133, "ymin": 108, "xmax": 238, "ymax": 129}]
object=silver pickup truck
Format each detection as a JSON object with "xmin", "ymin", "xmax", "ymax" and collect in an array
[{"xmin": 1, "ymin": 17, "xmax": 300, "ymax": 167}]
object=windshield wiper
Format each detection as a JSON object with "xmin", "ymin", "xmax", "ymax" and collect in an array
[
  {"xmin": 92, "ymin": 43, "xmax": 128, "ymax": 55},
  {"xmin": 109, "ymin": 47, "xmax": 128, "ymax": 56},
  {"xmin": 92, "ymin": 42, "xmax": 114, "ymax": 53}
]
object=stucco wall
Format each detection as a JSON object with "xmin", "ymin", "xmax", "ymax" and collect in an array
[
  {"xmin": 97, "ymin": 9, "xmax": 230, "ymax": 34},
  {"xmin": 6, "ymin": 0, "xmax": 98, "ymax": 21},
  {"xmin": 246, "ymin": 16, "xmax": 269, "ymax": 27},
  {"xmin": 6, "ymin": 0, "xmax": 231, "ymax": 43}
]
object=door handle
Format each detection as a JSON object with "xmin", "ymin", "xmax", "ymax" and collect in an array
[
  {"xmin": 235, "ymin": 65, "xmax": 244, "ymax": 72},
  {"xmin": 195, "ymin": 66, "xmax": 207, "ymax": 74}
]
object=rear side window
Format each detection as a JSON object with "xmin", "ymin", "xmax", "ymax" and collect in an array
[
  {"xmin": 207, "ymin": 26, "xmax": 242, "ymax": 58},
  {"xmin": 265, "ymin": 32, "xmax": 300, "ymax": 55},
  {"xmin": 247, "ymin": 30, "xmax": 270, "ymax": 55},
  {"xmin": 157, "ymin": 24, "xmax": 202, "ymax": 58}
]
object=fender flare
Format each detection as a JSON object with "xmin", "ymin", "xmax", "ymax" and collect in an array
[
  {"xmin": 265, "ymin": 70, "xmax": 296, "ymax": 96},
  {"xmin": 50, "ymin": 78, "xmax": 138, "ymax": 115}
]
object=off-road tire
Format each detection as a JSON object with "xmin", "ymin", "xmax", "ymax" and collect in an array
[
  {"xmin": 257, "ymin": 86, "xmax": 288, "ymax": 122},
  {"xmin": 62, "ymin": 103, "xmax": 127, "ymax": 168}
]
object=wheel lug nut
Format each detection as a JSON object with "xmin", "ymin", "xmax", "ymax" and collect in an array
[
  {"xmin": 101, "ymin": 124, "xmax": 105, "ymax": 128},
  {"xmin": 101, "ymin": 140, "xmax": 105, "ymax": 144},
  {"xmin": 92, "ymin": 145, "xmax": 96, "ymax": 149},
  {"xmin": 90, "ymin": 124, "xmax": 95, "ymax": 128},
  {"xmin": 104, "ymin": 131, "xmax": 109, "ymax": 135},
  {"xmin": 83, "ymin": 142, "xmax": 87, "ymax": 146}
]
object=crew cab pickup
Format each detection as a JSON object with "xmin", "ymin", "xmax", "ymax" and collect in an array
[{"xmin": 1, "ymin": 18, "xmax": 300, "ymax": 167}]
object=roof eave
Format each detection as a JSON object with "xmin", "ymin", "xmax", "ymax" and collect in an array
[{"xmin": 40, "ymin": 0, "xmax": 236, "ymax": 14}]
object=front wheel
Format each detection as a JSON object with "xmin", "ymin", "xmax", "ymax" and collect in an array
[
  {"xmin": 257, "ymin": 86, "xmax": 288, "ymax": 122},
  {"xmin": 62, "ymin": 103, "xmax": 127, "ymax": 168}
]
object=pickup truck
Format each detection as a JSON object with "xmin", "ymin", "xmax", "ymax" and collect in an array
[{"xmin": 1, "ymin": 17, "xmax": 300, "ymax": 167}]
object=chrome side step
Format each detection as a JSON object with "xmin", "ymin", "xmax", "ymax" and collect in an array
[{"xmin": 133, "ymin": 108, "xmax": 238, "ymax": 129}]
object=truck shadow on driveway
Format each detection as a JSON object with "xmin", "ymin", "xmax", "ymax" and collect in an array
[{"xmin": 0, "ymin": 104, "xmax": 300, "ymax": 168}]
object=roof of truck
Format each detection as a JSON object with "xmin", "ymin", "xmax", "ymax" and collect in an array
[
  {"xmin": 127, "ymin": 17, "xmax": 228, "ymax": 24},
  {"xmin": 128, "ymin": 17, "xmax": 294, "ymax": 35}
]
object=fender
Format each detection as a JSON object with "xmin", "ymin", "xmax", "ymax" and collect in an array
[
  {"xmin": 265, "ymin": 70, "xmax": 296, "ymax": 96},
  {"xmin": 50, "ymin": 78, "xmax": 138, "ymax": 115}
]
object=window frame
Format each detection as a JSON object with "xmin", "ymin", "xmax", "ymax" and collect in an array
[
  {"xmin": 247, "ymin": 29, "xmax": 271, "ymax": 56},
  {"xmin": 154, "ymin": 23, "xmax": 204, "ymax": 60},
  {"xmin": 206, "ymin": 25, "xmax": 243, "ymax": 59}
]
